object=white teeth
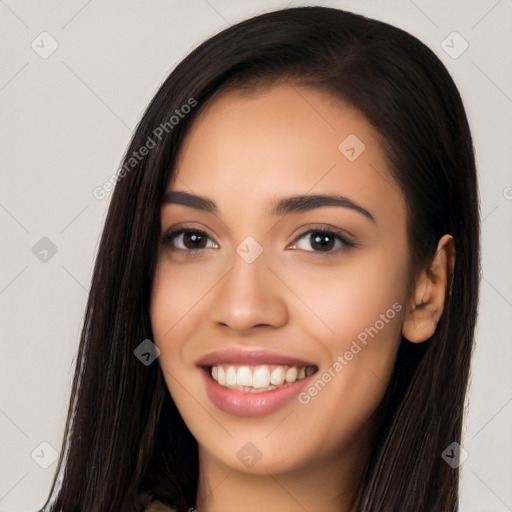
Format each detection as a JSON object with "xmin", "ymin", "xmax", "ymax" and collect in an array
[
  {"xmin": 253, "ymin": 366, "xmax": 271, "ymax": 388},
  {"xmin": 209, "ymin": 363, "xmax": 316, "ymax": 391},
  {"xmin": 226, "ymin": 365, "xmax": 237, "ymax": 386},
  {"xmin": 285, "ymin": 367, "xmax": 298, "ymax": 383},
  {"xmin": 270, "ymin": 366, "xmax": 285, "ymax": 386},
  {"xmin": 217, "ymin": 365, "xmax": 226, "ymax": 385},
  {"xmin": 236, "ymin": 366, "xmax": 253, "ymax": 386}
]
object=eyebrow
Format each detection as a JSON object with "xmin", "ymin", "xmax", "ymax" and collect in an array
[{"xmin": 163, "ymin": 190, "xmax": 375, "ymax": 223}]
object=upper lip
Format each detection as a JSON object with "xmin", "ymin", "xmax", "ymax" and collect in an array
[{"xmin": 196, "ymin": 348, "xmax": 317, "ymax": 367}]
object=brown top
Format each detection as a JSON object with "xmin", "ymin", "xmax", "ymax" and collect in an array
[{"xmin": 145, "ymin": 499, "xmax": 176, "ymax": 511}]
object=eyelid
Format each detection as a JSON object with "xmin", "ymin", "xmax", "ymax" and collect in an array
[
  {"xmin": 291, "ymin": 223, "xmax": 356, "ymax": 243},
  {"xmin": 161, "ymin": 221, "xmax": 220, "ymax": 240}
]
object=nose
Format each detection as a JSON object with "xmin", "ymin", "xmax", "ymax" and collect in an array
[{"xmin": 209, "ymin": 249, "xmax": 289, "ymax": 334}]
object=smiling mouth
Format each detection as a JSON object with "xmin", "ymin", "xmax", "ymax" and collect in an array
[{"xmin": 206, "ymin": 364, "xmax": 318, "ymax": 392}]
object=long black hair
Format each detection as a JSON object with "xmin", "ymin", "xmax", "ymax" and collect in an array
[{"xmin": 39, "ymin": 6, "xmax": 479, "ymax": 511}]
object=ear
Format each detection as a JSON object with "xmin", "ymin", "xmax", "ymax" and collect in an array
[{"xmin": 402, "ymin": 234, "xmax": 455, "ymax": 343}]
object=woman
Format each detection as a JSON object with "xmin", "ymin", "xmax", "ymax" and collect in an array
[{"xmin": 39, "ymin": 6, "xmax": 479, "ymax": 512}]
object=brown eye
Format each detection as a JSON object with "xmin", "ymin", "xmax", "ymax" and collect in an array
[
  {"xmin": 161, "ymin": 229, "xmax": 219, "ymax": 252},
  {"xmin": 291, "ymin": 229, "xmax": 355, "ymax": 256},
  {"xmin": 182, "ymin": 231, "xmax": 207, "ymax": 249},
  {"xmin": 310, "ymin": 232, "xmax": 336, "ymax": 251}
]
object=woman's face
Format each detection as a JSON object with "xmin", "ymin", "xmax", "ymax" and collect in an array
[{"xmin": 150, "ymin": 83, "xmax": 411, "ymax": 477}]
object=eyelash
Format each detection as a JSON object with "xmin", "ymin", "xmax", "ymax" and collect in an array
[{"xmin": 160, "ymin": 226, "xmax": 356, "ymax": 257}]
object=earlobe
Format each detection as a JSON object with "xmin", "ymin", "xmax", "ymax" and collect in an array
[{"xmin": 402, "ymin": 234, "xmax": 455, "ymax": 343}]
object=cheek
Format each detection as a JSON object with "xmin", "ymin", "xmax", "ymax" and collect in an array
[
  {"xmin": 149, "ymin": 265, "xmax": 208, "ymax": 422},
  {"xmin": 150, "ymin": 258, "xmax": 219, "ymax": 345},
  {"xmin": 149, "ymin": 261, "xmax": 212, "ymax": 384},
  {"xmin": 282, "ymin": 246, "xmax": 408, "ymax": 347},
  {"xmin": 282, "ymin": 248, "xmax": 408, "ymax": 431}
]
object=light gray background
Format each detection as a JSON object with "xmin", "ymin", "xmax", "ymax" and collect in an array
[{"xmin": 1, "ymin": 1, "xmax": 511, "ymax": 510}]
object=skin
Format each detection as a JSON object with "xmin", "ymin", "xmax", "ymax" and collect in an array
[{"xmin": 150, "ymin": 82, "xmax": 454, "ymax": 512}]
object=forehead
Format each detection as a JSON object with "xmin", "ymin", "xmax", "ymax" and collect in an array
[{"xmin": 171, "ymin": 83, "xmax": 405, "ymax": 227}]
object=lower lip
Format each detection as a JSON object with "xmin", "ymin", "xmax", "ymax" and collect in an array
[{"xmin": 200, "ymin": 367, "xmax": 316, "ymax": 417}]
